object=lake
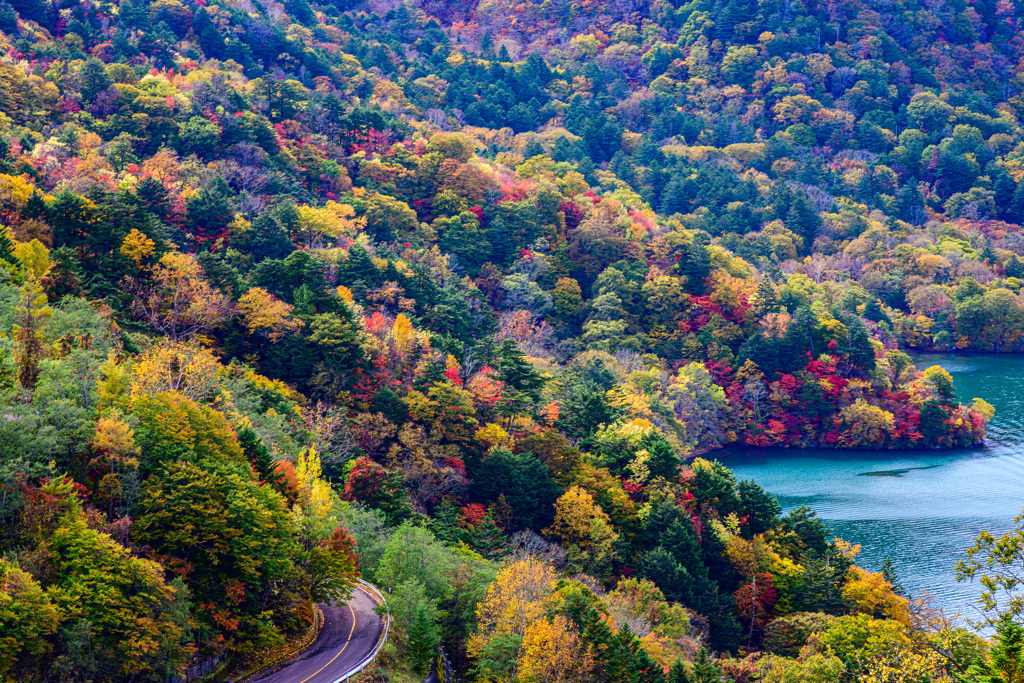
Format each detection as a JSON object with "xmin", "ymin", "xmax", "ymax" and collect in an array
[{"xmin": 717, "ymin": 353, "xmax": 1024, "ymax": 622}]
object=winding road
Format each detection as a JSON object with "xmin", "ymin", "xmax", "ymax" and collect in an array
[{"xmin": 250, "ymin": 585, "xmax": 385, "ymax": 683}]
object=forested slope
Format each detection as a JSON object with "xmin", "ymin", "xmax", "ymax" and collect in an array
[{"xmin": 0, "ymin": 0, "xmax": 1019, "ymax": 679}]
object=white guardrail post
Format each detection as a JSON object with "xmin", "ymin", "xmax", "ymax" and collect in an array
[{"xmin": 332, "ymin": 578, "xmax": 390, "ymax": 683}]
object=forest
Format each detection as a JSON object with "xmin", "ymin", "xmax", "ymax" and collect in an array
[{"xmin": 0, "ymin": 0, "xmax": 1022, "ymax": 678}]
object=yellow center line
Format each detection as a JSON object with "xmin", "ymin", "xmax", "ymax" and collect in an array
[{"xmin": 298, "ymin": 599, "xmax": 358, "ymax": 683}]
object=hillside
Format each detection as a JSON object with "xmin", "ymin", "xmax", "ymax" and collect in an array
[{"xmin": 0, "ymin": 0, "xmax": 1020, "ymax": 679}]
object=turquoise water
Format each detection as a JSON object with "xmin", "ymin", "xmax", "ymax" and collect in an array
[{"xmin": 717, "ymin": 353, "xmax": 1024, "ymax": 620}]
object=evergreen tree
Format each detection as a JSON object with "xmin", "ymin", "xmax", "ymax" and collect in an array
[
  {"xmin": 1006, "ymin": 254, "xmax": 1024, "ymax": 279},
  {"xmin": 467, "ymin": 514, "xmax": 507, "ymax": 560},
  {"xmin": 679, "ymin": 237, "xmax": 712, "ymax": 294},
  {"xmin": 661, "ymin": 180, "xmax": 689, "ymax": 215},
  {"xmin": 495, "ymin": 339, "xmax": 546, "ymax": 404},
  {"xmin": 1010, "ymin": 181, "xmax": 1024, "ymax": 226},
  {"xmin": 786, "ymin": 193, "xmax": 821, "ymax": 248},
  {"xmin": 982, "ymin": 241, "xmax": 997, "ymax": 264},
  {"xmin": 961, "ymin": 613, "xmax": 1024, "ymax": 683},
  {"xmin": 896, "ymin": 180, "xmax": 926, "ymax": 225},
  {"xmin": 752, "ymin": 278, "xmax": 779, "ymax": 317},
  {"xmin": 238, "ymin": 427, "xmax": 284, "ymax": 491},
  {"xmin": 247, "ymin": 214, "xmax": 294, "ymax": 262},
  {"xmin": 551, "ymin": 136, "xmax": 573, "ymax": 162},
  {"xmin": 669, "ymin": 660, "xmax": 692, "ymax": 683},
  {"xmin": 0, "ymin": 2, "xmax": 17, "ymax": 34},
  {"xmin": 0, "ymin": 225, "xmax": 19, "ymax": 268},
  {"xmin": 881, "ymin": 557, "xmax": 905, "ymax": 596},
  {"xmin": 691, "ymin": 649, "xmax": 728, "ymax": 683},
  {"xmin": 864, "ymin": 298, "xmax": 889, "ymax": 325},
  {"xmin": 185, "ymin": 176, "xmax": 232, "ymax": 248},
  {"xmin": 522, "ymin": 138, "xmax": 544, "ymax": 159}
]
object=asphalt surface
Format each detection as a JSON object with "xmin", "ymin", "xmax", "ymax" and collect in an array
[{"xmin": 250, "ymin": 587, "xmax": 384, "ymax": 683}]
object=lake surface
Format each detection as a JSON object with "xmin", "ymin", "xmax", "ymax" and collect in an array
[{"xmin": 717, "ymin": 353, "xmax": 1024, "ymax": 621}]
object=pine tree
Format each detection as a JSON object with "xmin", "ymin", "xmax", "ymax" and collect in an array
[
  {"xmin": 1006, "ymin": 254, "xmax": 1024, "ymax": 279},
  {"xmin": 468, "ymin": 514, "xmax": 507, "ymax": 560},
  {"xmin": 523, "ymin": 138, "xmax": 544, "ymax": 159},
  {"xmin": 679, "ymin": 238, "xmax": 712, "ymax": 294},
  {"xmin": 881, "ymin": 557, "xmax": 905, "ymax": 596},
  {"xmin": 753, "ymin": 278, "xmax": 779, "ymax": 317},
  {"xmin": 13, "ymin": 280, "xmax": 51, "ymax": 391},
  {"xmin": 691, "ymin": 649, "xmax": 726, "ymax": 683},
  {"xmin": 239, "ymin": 427, "xmax": 283, "ymax": 491},
  {"xmin": 896, "ymin": 180, "xmax": 926, "ymax": 225},
  {"xmin": 669, "ymin": 660, "xmax": 692, "ymax": 683},
  {"xmin": 1009, "ymin": 181, "xmax": 1024, "ymax": 227},
  {"xmin": 495, "ymin": 339, "xmax": 545, "ymax": 404},
  {"xmin": 982, "ymin": 241, "xmax": 997, "ymax": 264},
  {"xmin": 0, "ymin": 1, "xmax": 17, "ymax": 33},
  {"xmin": 864, "ymin": 299, "xmax": 889, "ymax": 324},
  {"xmin": 0, "ymin": 225, "xmax": 20, "ymax": 268},
  {"xmin": 661, "ymin": 180, "xmax": 688, "ymax": 215},
  {"xmin": 962, "ymin": 613, "xmax": 1024, "ymax": 683}
]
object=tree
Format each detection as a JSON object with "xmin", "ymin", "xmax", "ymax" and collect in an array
[
  {"xmin": 45, "ymin": 517, "xmax": 194, "ymax": 679},
  {"xmin": 184, "ymin": 177, "xmax": 232, "ymax": 248},
  {"xmin": 175, "ymin": 116, "xmax": 221, "ymax": 158},
  {"xmin": 135, "ymin": 458, "xmax": 299, "ymax": 654},
  {"xmin": 120, "ymin": 228, "xmax": 156, "ymax": 270},
  {"xmin": 105, "ymin": 133, "xmax": 139, "ymax": 173},
  {"xmin": 364, "ymin": 193, "xmax": 419, "ymax": 243},
  {"xmin": 880, "ymin": 557, "xmax": 905, "ymax": 596},
  {"xmin": 517, "ymin": 614, "xmax": 596, "ymax": 683},
  {"xmin": 468, "ymin": 556, "xmax": 557, "ymax": 658},
  {"xmin": 0, "ymin": 224, "xmax": 20, "ymax": 269},
  {"xmin": 342, "ymin": 456, "xmax": 410, "ymax": 522},
  {"xmin": 961, "ymin": 613, "xmax": 1024, "ymax": 683},
  {"xmin": 544, "ymin": 486, "xmax": 619, "ymax": 577},
  {"xmin": 738, "ymin": 480, "xmax": 781, "ymax": 536},
  {"xmin": 955, "ymin": 289, "xmax": 1024, "ymax": 352},
  {"xmin": 470, "ymin": 448, "xmax": 560, "ymax": 530},
  {"xmin": 956, "ymin": 510, "xmax": 1024, "ymax": 628},
  {"xmin": 130, "ymin": 340, "xmax": 222, "ymax": 403},
  {"xmin": 237, "ymin": 287, "xmax": 304, "ymax": 341},
  {"xmin": 388, "ymin": 579, "xmax": 442, "ymax": 673},
  {"xmin": 691, "ymin": 648, "xmax": 727, "ymax": 683},
  {"xmin": 129, "ymin": 252, "xmax": 233, "ymax": 339},
  {"xmin": 87, "ymin": 411, "xmax": 141, "ymax": 519},
  {"xmin": 13, "ymin": 278, "xmax": 51, "ymax": 391},
  {"xmin": 0, "ymin": 559, "xmax": 59, "ymax": 677}
]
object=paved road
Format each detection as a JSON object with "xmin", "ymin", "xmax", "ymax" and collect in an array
[{"xmin": 250, "ymin": 586, "xmax": 384, "ymax": 683}]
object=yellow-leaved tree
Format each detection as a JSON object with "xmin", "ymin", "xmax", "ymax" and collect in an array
[
  {"xmin": 468, "ymin": 556, "xmax": 557, "ymax": 659},
  {"xmin": 130, "ymin": 338, "xmax": 221, "ymax": 401},
  {"xmin": 517, "ymin": 614, "xmax": 595, "ymax": 683},
  {"xmin": 88, "ymin": 411, "xmax": 141, "ymax": 519},
  {"xmin": 544, "ymin": 486, "xmax": 619, "ymax": 577},
  {"xmin": 129, "ymin": 252, "xmax": 233, "ymax": 339},
  {"xmin": 237, "ymin": 286, "xmax": 304, "ymax": 342},
  {"xmin": 292, "ymin": 447, "xmax": 361, "ymax": 605},
  {"xmin": 13, "ymin": 278, "xmax": 51, "ymax": 391},
  {"xmin": 842, "ymin": 566, "xmax": 911, "ymax": 626},
  {"xmin": 12, "ymin": 238, "xmax": 51, "ymax": 280},
  {"xmin": 295, "ymin": 201, "xmax": 361, "ymax": 248},
  {"xmin": 119, "ymin": 228, "xmax": 156, "ymax": 270},
  {"xmin": 293, "ymin": 447, "xmax": 337, "ymax": 548}
]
